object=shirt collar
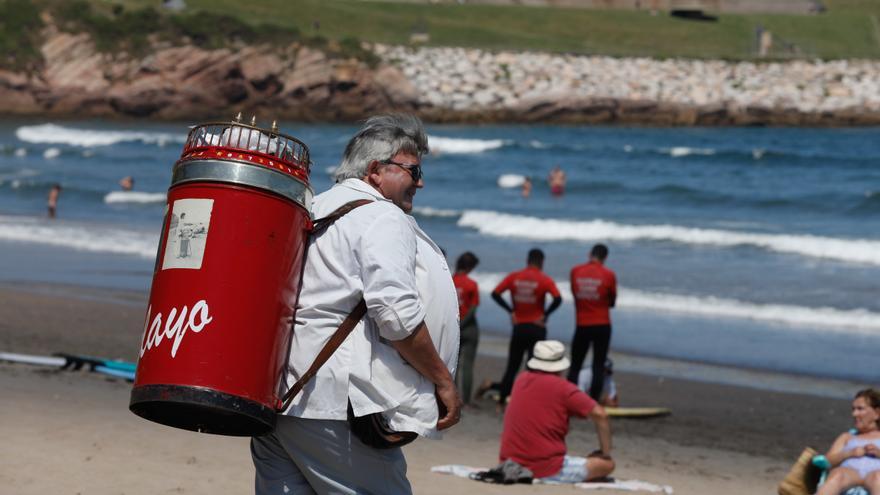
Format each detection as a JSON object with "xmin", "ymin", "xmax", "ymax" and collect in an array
[{"xmin": 337, "ymin": 178, "xmax": 392, "ymax": 203}]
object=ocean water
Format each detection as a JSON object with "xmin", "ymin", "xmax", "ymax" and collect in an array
[{"xmin": 1, "ymin": 120, "xmax": 879, "ymax": 384}]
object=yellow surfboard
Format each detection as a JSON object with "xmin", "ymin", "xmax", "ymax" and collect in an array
[{"xmin": 605, "ymin": 406, "xmax": 671, "ymax": 418}]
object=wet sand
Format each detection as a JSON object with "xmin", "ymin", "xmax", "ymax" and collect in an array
[{"xmin": 0, "ymin": 283, "xmax": 858, "ymax": 494}]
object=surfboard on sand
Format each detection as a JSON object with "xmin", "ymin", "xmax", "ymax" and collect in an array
[
  {"xmin": 605, "ymin": 406, "xmax": 671, "ymax": 418},
  {"xmin": 0, "ymin": 351, "xmax": 136, "ymax": 381}
]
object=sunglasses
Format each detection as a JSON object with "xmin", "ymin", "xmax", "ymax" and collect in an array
[{"xmin": 381, "ymin": 159, "xmax": 423, "ymax": 183}]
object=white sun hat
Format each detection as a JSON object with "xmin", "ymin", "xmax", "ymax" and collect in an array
[{"xmin": 526, "ymin": 340, "xmax": 571, "ymax": 373}]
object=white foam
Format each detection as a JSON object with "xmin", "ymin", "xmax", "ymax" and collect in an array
[
  {"xmin": 104, "ymin": 191, "xmax": 167, "ymax": 204},
  {"xmin": 412, "ymin": 206, "xmax": 460, "ymax": 218},
  {"xmin": 0, "ymin": 215, "xmax": 157, "ymax": 258},
  {"xmin": 458, "ymin": 210, "xmax": 880, "ymax": 266},
  {"xmin": 324, "ymin": 165, "xmax": 338, "ymax": 176},
  {"xmin": 16, "ymin": 124, "xmax": 184, "ymax": 147},
  {"xmin": 13, "ymin": 148, "xmax": 26, "ymax": 157},
  {"xmin": 666, "ymin": 146, "xmax": 716, "ymax": 157},
  {"xmin": 428, "ymin": 135, "xmax": 507, "ymax": 154},
  {"xmin": 471, "ymin": 272, "xmax": 880, "ymax": 333},
  {"xmin": 497, "ymin": 174, "xmax": 526, "ymax": 189},
  {"xmin": 43, "ymin": 148, "xmax": 60, "ymax": 159}
]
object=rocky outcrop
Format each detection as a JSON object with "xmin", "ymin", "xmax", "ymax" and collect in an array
[
  {"xmin": 0, "ymin": 31, "xmax": 411, "ymax": 121},
  {"xmin": 3, "ymin": 31, "xmax": 880, "ymax": 125}
]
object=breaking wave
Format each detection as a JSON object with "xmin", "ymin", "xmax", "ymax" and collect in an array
[
  {"xmin": 458, "ymin": 210, "xmax": 880, "ymax": 266},
  {"xmin": 428, "ymin": 135, "xmax": 509, "ymax": 154},
  {"xmin": 471, "ymin": 272, "xmax": 880, "ymax": 333},
  {"xmin": 104, "ymin": 191, "xmax": 167, "ymax": 204},
  {"xmin": 0, "ymin": 215, "xmax": 157, "ymax": 258},
  {"xmin": 15, "ymin": 123, "xmax": 184, "ymax": 147}
]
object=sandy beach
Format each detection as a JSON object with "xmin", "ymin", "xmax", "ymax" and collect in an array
[{"xmin": 0, "ymin": 283, "xmax": 858, "ymax": 494}]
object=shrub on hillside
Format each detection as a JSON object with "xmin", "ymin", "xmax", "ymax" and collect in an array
[{"xmin": 0, "ymin": 0, "xmax": 45, "ymax": 70}]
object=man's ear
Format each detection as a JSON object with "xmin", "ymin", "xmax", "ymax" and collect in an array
[{"xmin": 365, "ymin": 160, "xmax": 382, "ymax": 187}]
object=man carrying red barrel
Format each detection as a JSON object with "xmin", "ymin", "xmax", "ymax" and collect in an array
[{"xmin": 250, "ymin": 114, "xmax": 461, "ymax": 495}]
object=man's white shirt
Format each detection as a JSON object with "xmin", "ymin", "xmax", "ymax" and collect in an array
[{"xmin": 283, "ymin": 178, "xmax": 458, "ymax": 438}]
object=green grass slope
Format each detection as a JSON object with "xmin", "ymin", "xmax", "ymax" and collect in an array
[{"xmin": 32, "ymin": 0, "xmax": 880, "ymax": 60}]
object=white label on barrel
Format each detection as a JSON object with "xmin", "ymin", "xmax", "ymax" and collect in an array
[{"xmin": 162, "ymin": 198, "xmax": 213, "ymax": 270}]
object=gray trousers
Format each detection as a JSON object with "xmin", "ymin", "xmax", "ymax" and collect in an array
[{"xmin": 250, "ymin": 415, "xmax": 412, "ymax": 495}]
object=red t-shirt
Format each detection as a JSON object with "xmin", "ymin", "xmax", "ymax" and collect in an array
[
  {"xmin": 499, "ymin": 371, "xmax": 597, "ymax": 478},
  {"xmin": 493, "ymin": 266, "xmax": 561, "ymax": 325},
  {"xmin": 570, "ymin": 261, "xmax": 617, "ymax": 326},
  {"xmin": 453, "ymin": 273, "xmax": 479, "ymax": 320}
]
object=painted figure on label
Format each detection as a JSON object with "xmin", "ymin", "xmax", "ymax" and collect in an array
[{"xmin": 178, "ymin": 212, "xmax": 191, "ymax": 258}]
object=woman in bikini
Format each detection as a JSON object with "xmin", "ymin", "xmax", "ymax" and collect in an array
[{"xmin": 817, "ymin": 388, "xmax": 880, "ymax": 495}]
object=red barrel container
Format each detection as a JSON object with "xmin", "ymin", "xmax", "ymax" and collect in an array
[{"xmin": 130, "ymin": 120, "xmax": 313, "ymax": 436}]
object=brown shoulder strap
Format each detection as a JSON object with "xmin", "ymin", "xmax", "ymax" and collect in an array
[
  {"xmin": 279, "ymin": 198, "xmax": 373, "ymax": 411},
  {"xmin": 281, "ymin": 299, "xmax": 366, "ymax": 409},
  {"xmin": 311, "ymin": 199, "xmax": 373, "ymax": 236}
]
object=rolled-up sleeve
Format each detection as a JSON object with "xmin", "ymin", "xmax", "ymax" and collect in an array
[{"xmin": 358, "ymin": 208, "xmax": 426, "ymax": 341}]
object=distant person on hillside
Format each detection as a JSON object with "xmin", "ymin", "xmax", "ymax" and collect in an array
[
  {"xmin": 47, "ymin": 184, "xmax": 62, "ymax": 219},
  {"xmin": 549, "ymin": 166, "xmax": 566, "ymax": 196},
  {"xmin": 477, "ymin": 248, "xmax": 562, "ymax": 409},
  {"xmin": 567, "ymin": 244, "xmax": 617, "ymax": 402},
  {"xmin": 453, "ymin": 252, "xmax": 480, "ymax": 407},
  {"xmin": 816, "ymin": 388, "xmax": 880, "ymax": 495},
  {"xmin": 521, "ymin": 177, "xmax": 532, "ymax": 198},
  {"xmin": 498, "ymin": 340, "xmax": 614, "ymax": 483},
  {"xmin": 119, "ymin": 176, "xmax": 134, "ymax": 191}
]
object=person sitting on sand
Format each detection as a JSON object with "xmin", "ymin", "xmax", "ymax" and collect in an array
[
  {"xmin": 578, "ymin": 359, "xmax": 619, "ymax": 407},
  {"xmin": 816, "ymin": 388, "xmax": 880, "ymax": 495},
  {"xmin": 499, "ymin": 340, "xmax": 615, "ymax": 483}
]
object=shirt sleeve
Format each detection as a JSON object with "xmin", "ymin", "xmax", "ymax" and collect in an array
[
  {"xmin": 357, "ymin": 207, "xmax": 426, "ymax": 341},
  {"xmin": 472, "ymin": 281, "xmax": 480, "ymax": 307},
  {"xmin": 493, "ymin": 273, "xmax": 513, "ymax": 294},
  {"xmin": 566, "ymin": 387, "xmax": 597, "ymax": 418},
  {"xmin": 545, "ymin": 276, "xmax": 561, "ymax": 298}
]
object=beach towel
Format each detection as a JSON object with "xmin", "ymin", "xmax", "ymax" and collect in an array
[{"xmin": 431, "ymin": 465, "xmax": 674, "ymax": 493}]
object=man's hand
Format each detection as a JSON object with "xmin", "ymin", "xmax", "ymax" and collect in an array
[
  {"xmin": 435, "ymin": 380, "xmax": 462, "ymax": 430},
  {"xmin": 390, "ymin": 322, "xmax": 461, "ymax": 430},
  {"xmin": 587, "ymin": 449, "xmax": 613, "ymax": 461}
]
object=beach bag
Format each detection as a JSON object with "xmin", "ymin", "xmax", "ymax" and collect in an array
[
  {"xmin": 347, "ymin": 401, "xmax": 418, "ymax": 449},
  {"xmin": 278, "ymin": 199, "xmax": 418, "ymax": 449},
  {"xmin": 778, "ymin": 447, "xmax": 821, "ymax": 495}
]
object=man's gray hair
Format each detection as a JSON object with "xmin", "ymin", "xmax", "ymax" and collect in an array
[{"xmin": 334, "ymin": 114, "xmax": 429, "ymax": 182}]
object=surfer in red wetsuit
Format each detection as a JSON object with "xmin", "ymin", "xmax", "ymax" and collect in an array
[
  {"xmin": 567, "ymin": 244, "xmax": 617, "ymax": 401},
  {"xmin": 480, "ymin": 248, "xmax": 562, "ymax": 408}
]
